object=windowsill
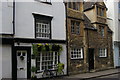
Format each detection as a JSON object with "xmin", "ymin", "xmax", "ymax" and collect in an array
[
  {"xmin": 99, "ymin": 56, "xmax": 107, "ymax": 58},
  {"xmin": 36, "ymin": 37, "xmax": 50, "ymax": 39},
  {"xmin": 34, "ymin": 0, "xmax": 52, "ymax": 5},
  {"xmin": 71, "ymin": 58, "xmax": 84, "ymax": 60},
  {"xmin": 68, "ymin": 8, "xmax": 81, "ymax": 12},
  {"xmin": 97, "ymin": 15, "xmax": 106, "ymax": 19},
  {"xmin": 41, "ymin": 2, "xmax": 52, "ymax": 5}
]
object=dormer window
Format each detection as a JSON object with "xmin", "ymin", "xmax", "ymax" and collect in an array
[
  {"xmin": 97, "ymin": 7, "xmax": 105, "ymax": 17},
  {"xmin": 68, "ymin": 2, "xmax": 80, "ymax": 11}
]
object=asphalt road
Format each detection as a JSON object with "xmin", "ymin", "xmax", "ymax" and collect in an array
[{"xmin": 89, "ymin": 73, "xmax": 120, "ymax": 80}]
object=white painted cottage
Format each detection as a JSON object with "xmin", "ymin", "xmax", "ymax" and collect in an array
[
  {"xmin": 0, "ymin": 0, "xmax": 67, "ymax": 79},
  {"xmin": 105, "ymin": 0, "xmax": 120, "ymax": 68}
]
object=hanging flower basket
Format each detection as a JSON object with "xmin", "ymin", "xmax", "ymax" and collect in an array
[
  {"xmin": 52, "ymin": 44, "xmax": 61, "ymax": 51},
  {"xmin": 45, "ymin": 43, "xmax": 50, "ymax": 51},
  {"xmin": 37, "ymin": 44, "xmax": 44, "ymax": 52}
]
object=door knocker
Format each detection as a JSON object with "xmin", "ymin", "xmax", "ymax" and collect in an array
[{"xmin": 20, "ymin": 56, "xmax": 24, "ymax": 61}]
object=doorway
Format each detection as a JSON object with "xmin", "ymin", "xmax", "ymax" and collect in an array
[
  {"xmin": 88, "ymin": 48, "xmax": 94, "ymax": 71},
  {"xmin": 13, "ymin": 47, "xmax": 31, "ymax": 79}
]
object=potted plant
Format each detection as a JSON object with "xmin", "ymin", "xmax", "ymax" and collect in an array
[
  {"xmin": 57, "ymin": 63, "xmax": 64, "ymax": 75},
  {"xmin": 31, "ymin": 66, "xmax": 37, "ymax": 80}
]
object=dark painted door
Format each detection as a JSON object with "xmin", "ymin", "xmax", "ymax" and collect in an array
[
  {"xmin": 88, "ymin": 48, "xmax": 94, "ymax": 71},
  {"xmin": 13, "ymin": 47, "xmax": 31, "ymax": 79}
]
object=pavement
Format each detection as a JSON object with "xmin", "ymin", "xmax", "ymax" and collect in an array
[{"xmin": 63, "ymin": 68, "xmax": 120, "ymax": 79}]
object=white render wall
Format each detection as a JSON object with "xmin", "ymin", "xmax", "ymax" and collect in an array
[
  {"xmin": 0, "ymin": 44, "xmax": 2, "ymax": 80},
  {"xmin": 1, "ymin": 1, "xmax": 13, "ymax": 34},
  {"xmin": 105, "ymin": 1, "xmax": 120, "ymax": 67},
  {"xmin": 105, "ymin": 1, "xmax": 119, "ymax": 41},
  {"xmin": 15, "ymin": 1, "xmax": 66, "ymax": 40},
  {"xmin": 114, "ymin": 44, "xmax": 120, "ymax": 67},
  {"xmin": 2, "ymin": 45, "xmax": 12, "ymax": 78}
]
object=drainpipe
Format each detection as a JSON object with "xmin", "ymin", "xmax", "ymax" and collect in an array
[
  {"xmin": 64, "ymin": 2, "xmax": 69, "ymax": 76},
  {"xmin": 86, "ymin": 29, "xmax": 90, "ymax": 71},
  {"xmin": 13, "ymin": 0, "xmax": 15, "ymax": 35}
]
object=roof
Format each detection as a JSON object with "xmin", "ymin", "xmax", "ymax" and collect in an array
[
  {"xmin": 83, "ymin": 2, "xmax": 96, "ymax": 11},
  {"xmin": 84, "ymin": 14, "xmax": 97, "ymax": 31},
  {"xmin": 83, "ymin": 2, "xmax": 107, "ymax": 12}
]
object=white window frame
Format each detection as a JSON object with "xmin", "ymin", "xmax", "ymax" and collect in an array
[
  {"xmin": 36, "ymin": 52, "xmax": 58, "ymax": 72},
  {"xmin": 99, "ymin": 48, "xmax": 107, "ymax": 57},
  {"xmin": 71, "ymin": 48, "xmax": 83, "ymax": 59},
  {"xmin": 36, "ymin": 22, "xmax": 50, "ymax": 39}
]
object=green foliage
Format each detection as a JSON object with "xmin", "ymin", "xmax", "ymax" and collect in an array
[
  {"xmin": 32, "ymin": 43, "xmax": 63, "ymax": 57},
  {"xmin": 57, "ymin": 63, "xmax": 64, "ymax": 73},
  {"xmin": 31, "ymin": 66, "xmax": 37, "ymax": 72},
  {"xmin": 32, "ymin": 44, "xmax": 38, "ymax": 56}
]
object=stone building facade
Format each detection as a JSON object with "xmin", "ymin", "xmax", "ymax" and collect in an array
[{"xmin": 66, "ymin": 2, "xmax": 114, "ymax": 75}]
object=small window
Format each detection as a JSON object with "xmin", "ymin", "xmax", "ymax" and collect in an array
[
  {"xmin": 68, "ymin": 2, "xmax": 72, "ymax": 8},
  {"xmin": 99, "ymin": 48, "xmax": 107, "ymax": 57},
  {"xmin": 99, "ymin": 26, "xmax": 104, "ymax": 37},
  {"xmin": 71, "ymin": 20, "xmax": 80, "ymax": 34},
  {"xmin": 76, "ymin": 22, "xmax": 80, "ymax": 34},
  {"xmin": 71, "ymin": 48, "xmax": 83, "ymax": 59},
  {"xmin": 97, "ymin": 7, "xmax": 105, "ymax": 17},
  {"xmin": 17, "ymin": 52, "xmax": 21, "ymax": 56},
  {"xmin": 68, "ymin": 2, "xmax": 80, "ymax": 11},
  {"xmin": 71, "ymin": 21, "xmax": 75, "ymax": 33}
]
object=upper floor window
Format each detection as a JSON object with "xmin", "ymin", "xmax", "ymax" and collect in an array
[
  {"xmin": 34, "ymin": 14, "xmax": 52, "ymax": 39},
  {"xmin": 68, "ymin": 2, "xmax": 80, "ymax": 11},
  {"xmin": 97, "ymin": 7, "xmax": 105, "ymax": 17},
  {"xmin": 71, "ymin": 48, "xmax": 83, "ymax": 59},
  {"xmin": 71, "ymin": 20, "xmax": 80, "ymax": 34},
  {"xmin": 99, "ymin": 26, "xmax": 104, "ymax": 37},
  {"xmin": 99, "ymin": 48, "xmax": 107, "ymax": 57}
]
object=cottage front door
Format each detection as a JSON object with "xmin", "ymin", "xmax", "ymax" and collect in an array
[
  {"xmin": 17, "ymin": 50, "xmax": 27, "ymax": 78},
  {"xmin": 13, "ymin": 47, "xmax": 31, "ymax": 79},
  {"xmin": 88, "ymin": 48, "xmax": 94, "ymax": 71}
]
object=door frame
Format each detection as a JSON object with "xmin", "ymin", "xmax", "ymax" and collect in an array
[
  {"xmin": 12, "ymin": 46, "xmax": 31, "ymax": 79},
  {"xmin": 88, "ymin": 48, "xmax": 94, "ymax": 71}
]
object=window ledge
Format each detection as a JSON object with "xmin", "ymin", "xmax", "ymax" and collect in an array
[
  {"xmin": 35, "ymin": 0, "xmax": 52, "ymax": 5},
  {"xmin": 41, "ymin": 2, "xmax": 52, "ymax": 5},
  {"xmin": 97, "ymin": 15, "xmax": 106, "ymax": 19},
  {"xmin": 99, "ymin": 56, "xmax": 107, "ymax": 58},
  {"xmin": 71, "ymin": 58, "xmax": 84, "ymax": 60}
]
